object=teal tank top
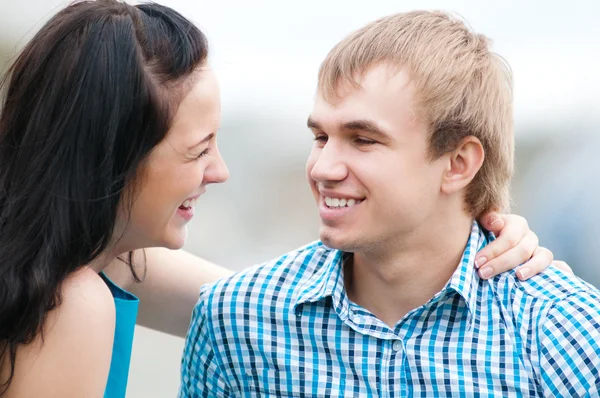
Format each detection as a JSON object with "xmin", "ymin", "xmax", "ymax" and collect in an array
[{"xmin": 100, "ymin": 272, "xmax": 139, "ymax": 398}]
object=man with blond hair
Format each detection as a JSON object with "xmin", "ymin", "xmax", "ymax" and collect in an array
[{"xmin": 180, "ymin": 11, "xmax": 600, "ymax": 397}]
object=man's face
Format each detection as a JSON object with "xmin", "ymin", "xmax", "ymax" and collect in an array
[{"xmin": 306, "ymin": 64, "xmax": 448, "ymax": 253}]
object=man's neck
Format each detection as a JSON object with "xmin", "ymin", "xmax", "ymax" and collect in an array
[{"xmin": 345, "ymin": 213, "xmax": 474, "ymax": 328}]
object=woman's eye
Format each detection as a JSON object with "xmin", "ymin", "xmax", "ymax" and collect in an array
[{"xmin": 193, "ymin": 148, "xmax": 210, "ymax": 160}]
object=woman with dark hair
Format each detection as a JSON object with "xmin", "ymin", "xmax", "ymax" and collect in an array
[
  {"xmin": 0, "ymin": 1, "xmax": 563, "ymax": 397},
  {"xmin": 0, "ymin": 1, "xmax": 228, "ymax": 396}
]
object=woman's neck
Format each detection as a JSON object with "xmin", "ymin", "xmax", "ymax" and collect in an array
[{"xmin": 86, "ymin": 248, "xmax": 119, "ymax": 274}]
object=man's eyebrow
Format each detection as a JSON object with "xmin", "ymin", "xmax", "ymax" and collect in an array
[
  {"xmin": 188, "ymin": 133, "xmax": 214, "ymax": 150},
  {"xmin": 307, "ymin": 117, "xmax": 321, "ymax": 130},
  {"xmin": 307, "ymin": 117, "xmax": 392, "ymax": 142},
  {"xmin": 341, "ymin": 120, "xmax": 392, "ymax": 141}
]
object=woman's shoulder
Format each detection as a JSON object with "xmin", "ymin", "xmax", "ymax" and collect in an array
[
  {"xmin": 62, "ymin": 266, "xmax": 117, "ymax": 307},
  {"xmin": 5, "ymin": 267, "xmax": 116, "ymax": 397},
  {"xmin": 45, "ymin": 266, "xmax": 116, "ymax": 337}
]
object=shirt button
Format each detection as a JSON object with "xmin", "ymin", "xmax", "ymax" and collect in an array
[{"xmin": 392, "ymin": 340, "xmax": 402, "ymax": 351}]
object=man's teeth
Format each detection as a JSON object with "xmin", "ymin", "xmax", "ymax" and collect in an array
[
  {"xmin": 181, "ymin": 198, "xmax": 198, "ymax": 208},
  {"xmin": 324, "ymin": 197, "xmax": 361, "ymax": 208}
]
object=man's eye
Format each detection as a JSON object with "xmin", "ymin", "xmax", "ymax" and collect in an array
[{"xmin": 356, "ymin": 137, "xmax": 376, "ymax": 145}]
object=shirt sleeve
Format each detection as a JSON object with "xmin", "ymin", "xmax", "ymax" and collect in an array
[
  {"xmin": 537, "ymin": 291, "xmax": 600, "ymax": 397},
  {"xmin": 179, "ymin": 286, "xmax": 232, "ymax": 398}
]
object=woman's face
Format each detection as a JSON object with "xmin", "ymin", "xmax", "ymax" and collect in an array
[{"xmin": 119, "ymin": 68, "xmax": 229, "ymax": 251}]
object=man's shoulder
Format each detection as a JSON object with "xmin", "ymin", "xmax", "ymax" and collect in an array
[
  {"xmin": 528, "ymin": 266, "xmax": 600, "ymax": 322},
  {"xmin": 488, "ymin": 264, "xmax": 600, "ymax": 331},
  {"xmin": 521, "ymin": 268, "xmax": 600, "ymax": 395},
  {"xmin": 199, "ymin": 240, "xmax": 337, "ymax": 306},
  {"xmin": 496, "ymin": 265, "xmax": 600, "ymax": 303}
]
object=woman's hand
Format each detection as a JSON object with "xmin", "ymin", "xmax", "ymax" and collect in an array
[{"xmin": 475, "ymin": 212, "xmax": 572, "ymax": 280}]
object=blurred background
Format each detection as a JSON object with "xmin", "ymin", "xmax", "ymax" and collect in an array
[{"xmin": 1, "ymin": 0, "xmax": 599, "ymax": 396}]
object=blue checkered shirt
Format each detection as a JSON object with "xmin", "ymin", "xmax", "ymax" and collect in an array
[{"xmin": 180, "ymin": 222, "xmax": 600, "ymax": 397}]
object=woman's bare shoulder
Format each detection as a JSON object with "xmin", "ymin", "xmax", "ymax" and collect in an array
[{"xmin": 4, "ymin": 267, "xmax": 116, "ymax": 398}]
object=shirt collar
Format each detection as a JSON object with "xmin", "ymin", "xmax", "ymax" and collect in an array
[
  {"xmin": 293, "ymin": 247, "xmax": 351, "ymax": 319},
  {"xmin": 293, "ymin": 221, "xmax": 492, "ymax": 325},
  {"xmin": 442, "ymin": 221, "xmax": 492, "ymax": 325}
]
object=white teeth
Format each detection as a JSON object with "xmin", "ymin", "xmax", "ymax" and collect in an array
[
  {"xmin": 182, "ymin": 198, "xmax": 199, "ymax": 208},
  {"xmin": 324, "ymin": 196, "xmax": 361, "ymax": 208}
]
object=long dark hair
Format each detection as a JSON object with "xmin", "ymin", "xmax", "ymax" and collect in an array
[{"xmin": 0, "ymin": 0, "xmax": 208, "ymax": 393}]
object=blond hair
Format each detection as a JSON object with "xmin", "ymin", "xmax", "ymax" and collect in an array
[{"xmin": 318, "ymin": 11, "xmax": 514, "ymax": 216}]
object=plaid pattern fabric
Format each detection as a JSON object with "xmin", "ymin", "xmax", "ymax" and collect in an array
[{"xmin": 179, "ymin": 222, "xmax": 600, "ymax": 397}]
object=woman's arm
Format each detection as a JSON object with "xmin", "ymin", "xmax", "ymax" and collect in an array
[{"xmin": 103, "ymin": 247, "xmax": 233, "ymax": 337}]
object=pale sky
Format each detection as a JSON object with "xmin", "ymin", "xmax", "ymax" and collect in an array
[{"xmin": 1, "ymin": 0, "xmax": 599, "ymax": 135}]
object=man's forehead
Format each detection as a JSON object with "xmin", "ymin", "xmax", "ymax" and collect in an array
[
  {"xmin": 312, "ymin": 76, "xmax": 416, "ymax": 122},
  {"xmin": 309, "ymin": 91, "xmax": 422, "ymax": 136},
  {"xmin": 318, "ymin": 63, "xmax": 413, "ymax": 100}
]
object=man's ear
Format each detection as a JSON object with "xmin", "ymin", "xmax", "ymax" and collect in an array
[{"xmin": 440, "ymin": 136, "xmax": 484, "ymax": 195}]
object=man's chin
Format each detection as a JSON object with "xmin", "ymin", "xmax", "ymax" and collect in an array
[{"xmin": 320, "ymin": 229, "xmax": 354, "ymax": 251}]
